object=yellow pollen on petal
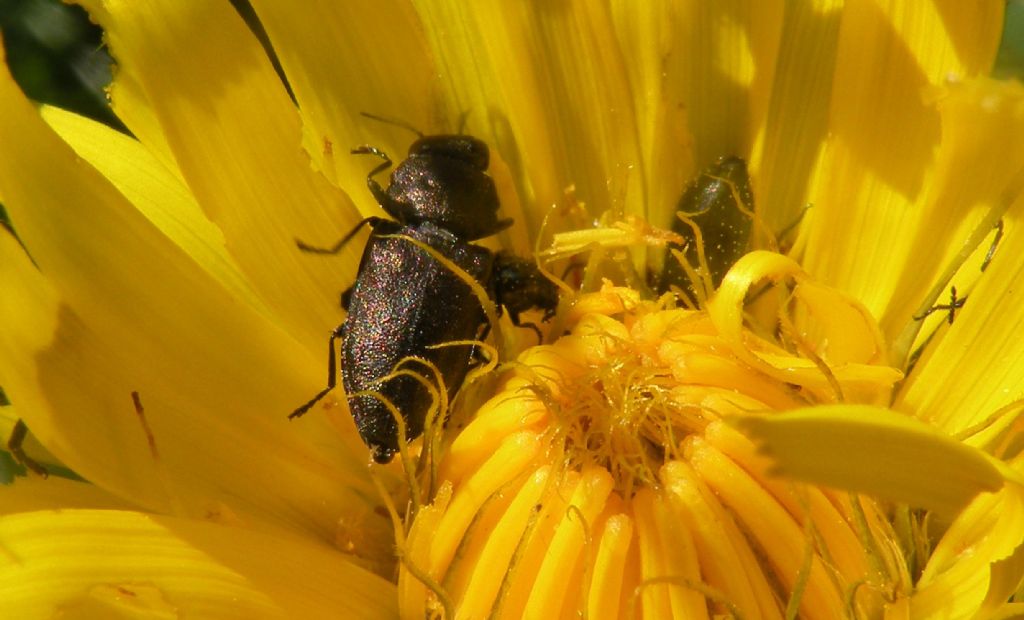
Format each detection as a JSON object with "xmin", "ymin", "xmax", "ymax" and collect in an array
[{"xmin": 399, "ymin": 252, "xmax": 906, "ymax": 618}]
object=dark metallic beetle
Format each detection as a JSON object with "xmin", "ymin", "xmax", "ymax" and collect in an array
[
  {"xmin": 291, "ymin": 134, "xmax": 557, "ymax": 463},
  {"xmin": 658, "ymin": 156, "xmax": 754, "ymax": 300}
]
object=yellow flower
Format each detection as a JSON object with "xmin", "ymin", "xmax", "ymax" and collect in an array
[{"xmin": 1, "ymin": 1, "xmax": 1023, "ymax": 619}]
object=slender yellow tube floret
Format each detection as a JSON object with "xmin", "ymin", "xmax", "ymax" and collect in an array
[{"xmin": 400, "ymin": 250, "xmax": 906, "ymax": 619}]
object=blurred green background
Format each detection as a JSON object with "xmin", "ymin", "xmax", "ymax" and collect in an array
[
  {"xmin": 0, "ymin": 0, "xmax": 274, "ymax": 132},
  {"xmin": 0, "ymin": 0, "xmax": 120, "ymax": 128}
]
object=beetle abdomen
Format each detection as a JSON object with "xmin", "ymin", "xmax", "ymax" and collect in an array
[{"xmin": 342, "ymin": 219, "xmax": 494, "ymax": 463}]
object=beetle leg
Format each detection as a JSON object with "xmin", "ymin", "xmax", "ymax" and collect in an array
[
  {"xmin": 351, "ymin": 145, "xmax": 396, "ymax": 209},
  {"xmin": 7, "ymin": 418, "xmax": 47, "ymax": 477},
  {"xmin": 477, "ymin": 320, "xmax": 492, "ymax": 345},
  {"xmin": 469, "ymin": 346, "xmax": 493, "ymax": 367},
  {"xmin": 289, "ymin": 324, "xmax": 345, "ymax": 419},
  {"xmin": 517, "ymin": 321, "xmax": 544, "ymax": 343},
  {"xmin": 469, "ymin": 334, "xmax": 493, "ymax": 367},
  {"xmin": 981, "ymin": 218, "xmax": 1004, "ymax": 272},
  {"xmin": 296, "ymin": 216, "xmax": 382, "ymax": 255},
  {"xmin": 455, "ymin": 109, "xmax": 471, "ymax": 135},
  {"xmin": 467, "ymin": 321, "xmax": 494, "ymax": 367},
  {"xmin": 496, "ymin": 304, "xmax": 544, "ymax": 344},
  {"xmin": 340, "ymin": 286, "xmax": 354, "ymax": 311},
  {"xmin": 913, "ymin": 286, "xmax": 966, "ymax": 325}
]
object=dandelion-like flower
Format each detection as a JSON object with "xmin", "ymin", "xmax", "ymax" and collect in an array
[{"xmin": 2, "ymin": 2, "xmax": 1024, "ymax": 619}]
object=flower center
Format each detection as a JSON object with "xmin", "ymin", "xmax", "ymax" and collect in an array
[
  {"xmin": 397, "ymin": 250, "xmax": 905, "ymax": 619},
  {"xmin": 531, "ymin": 303, "xmax": 802, "ymax": 495}
]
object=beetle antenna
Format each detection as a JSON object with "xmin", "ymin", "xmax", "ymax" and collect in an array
[
  {"xmin": 455, "ymin": 110, "xmax": 471, "ymax": 135},
  {"xmin": 359, "ymin": 112, "xmax": 424, "ymax": 138}
]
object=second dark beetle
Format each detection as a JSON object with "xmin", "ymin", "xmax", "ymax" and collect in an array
[
  {"xmin": 658, "ymin": 156, "xmax": 754, "ymax": 301},
  {"xmin": 291, "ymin": 134, "xmax": 557, "ymax": 463}
]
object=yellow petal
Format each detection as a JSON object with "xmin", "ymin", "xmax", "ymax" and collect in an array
[
  {"xmin": 802, "ymin": 2, "xmax": 1004, "ymax": 324},
  {"xmin": 986, "ymin": 604, "xmax": 1024, "ymax": 620},
  {"xmin": 612, "ymin": 1, "xmax": 787, "ymax": 176},
  {"xmin": 709, "ymin": 251, "xmax": 902, "ymax": 403},
  {"xmin": 245, "ymin": 0, "xmax": 434, "ymax": 202},
  {"xmin": 0, "ymin": 411, "xmax": 65, "ymax": 479},
  {"xmin": 412, "ymin": 1, "xmax": 642, "ymax": 234},
  {"xmin": 883, "ymin": 78, "xmax": 1024, "ymax": 358},
  {"xmin": 0, "ymin": 476, "xmax": 131, "ymax": 516},
  {"xmin": 75, "ymin": 0, "xmax": 365, "ymax": 349},
  {"xmin": 0, "ymin": 509, "xmax": 396, "ymax": 618},
  {"xmin": 984, "ymin": 545, "xmax": 1024, "ymax": 618},
  {"xmin": 606, "ymin": 2, "xmax": 694, "ymax": 230},
  {"xmin": 0, "ymin": 55, "xmax": 374, "ymax": 536},
  {"xmin": 106, "ymin": 65, "xmax": 178, "ymax": 176},
  {"xmin": 752, "ymin": 0, "xmax": 843, "ymax": 231},
  {"xmin": 39, "ymin": 106, "xmax": 267, "ymax": 314},
  {"xmin": 896, "ymin": 92, "xmax": 1024, "ymax": 434},
  {"xmin": 732, "ymin": 405, "xmax": 1004, "ymax": 515},
  {"xmin": 608, "ymin": 1, "xmax": 792, "ymax": 232},
  {"xmin": 911, "ymin": 479, "xmax": 1024, "ymax": 618}
]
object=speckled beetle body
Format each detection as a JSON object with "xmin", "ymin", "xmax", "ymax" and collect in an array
[{"xmin": 291, "ymin": 134, "xmax": 557, "ymax": 463}]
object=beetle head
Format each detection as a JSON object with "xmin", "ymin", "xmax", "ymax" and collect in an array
[
  {"xmin": 385, "ymin": 135, "xmax": 510, "ymax": 240},
  {"xmin": 408, "ymin": 135, "xmax": 490, "ymax": 171}
]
